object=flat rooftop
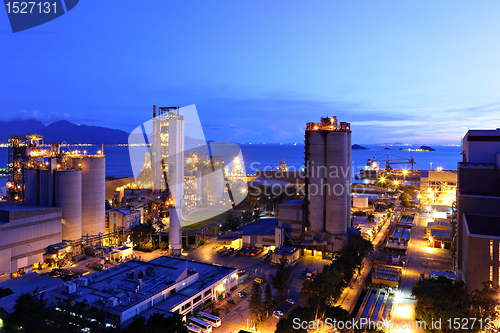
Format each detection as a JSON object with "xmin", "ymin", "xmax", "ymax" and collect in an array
[
  {"xmin": 465, "ymin": 214, "xmax": 500, "ymax": 237},
  {"xmin": 238, "ymin": 217, "xmax": 278, "ymax": 236},
  {"xmin": 150, "ymin": 256, "xmax": 236, "ymax": 290},
  {"xmin": 0, "ymin": 202, "xmax": 62, "ymax": 223},
  {"xmin": 52, "ymin": 257, "xmax": 236, "ymax": 314}
]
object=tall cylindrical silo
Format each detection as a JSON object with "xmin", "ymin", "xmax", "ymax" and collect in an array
[
  {"xmin": 24, "ymin": 169, "xmax": 39, "ymax": 205},
  {"xmin": 39, "ymin": 169, "xmax": 54, "ymax": 207},
  {"xmin": 55, "ymin": 170, "xmax": 82, "ymax": 240},
  {"xmin": 325, "ymin": 131, "xmax": 349, "ymax": 235},
  {"xmin": 306, "ymin": 131, "xmax": 325, "ymax": 232},
  {"xmin": 72, "ymin": 156, "xmax": 106, "ymax": 237},
  {"xmin": 345, "ymin": 130, "xmax": 352, "ymax": 229},
  {"xmin": 169, "ymin": 206, "xmax": 182, "ymax": 255}
]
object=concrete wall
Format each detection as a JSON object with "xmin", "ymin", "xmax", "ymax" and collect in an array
[
  {"xmin": 0, "ymin": 207, "xmax": 62, "ymax": 276},
  {"xmin": 463, "ymin": 234, "xmax": 493, "ymax": 291}
]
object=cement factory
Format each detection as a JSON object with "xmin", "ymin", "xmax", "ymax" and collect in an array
[
  {"xmin": 0, "ymin": 104, "xmax": 249, "ymax": 282},
  {"xmin": 1, "ymin": 134, "xmax": 107, "ymax": 278}
]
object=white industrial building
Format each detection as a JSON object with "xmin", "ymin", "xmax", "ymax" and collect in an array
[
  {"xmin": 151, "ymin": 106, "xmax": 185, "ymax": 255},
  {"xmin": 49, "ymin": 257, "xmax": 238, "ymax": 327},
  {"xmin": 0, "ymin": 202, "xmax": 62, "ymax": 278}
]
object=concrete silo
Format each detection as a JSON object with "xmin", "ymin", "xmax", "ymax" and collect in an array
[
  {"xmin": 71, "ymin": 156, "xmax": 106, "ymax": 237},
  {"xmin": 24, "ymin": 169, "xmax": 39, "ymax": 205},
  {"xmin": 325, "ymin": 126, "xmax": 351, "ymax": 235},
  {"xmin": 304, "ymin": 117, "xmax": 352, "ymax": 236},
  {"xmin": 55, "ymin": 169, "xmax": 82, "ymax": 241},
  {"xmin": 305, "ymin": 131, "xmax": 326, "ymax": 233}
]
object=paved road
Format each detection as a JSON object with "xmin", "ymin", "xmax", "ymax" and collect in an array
[
  {"xmin": 390, "ymin": 212, "xmax": 453, "ymax": 333},
  {"xmin": 335, "ymin": 213, "xmax": 392, "ymax": 313}
]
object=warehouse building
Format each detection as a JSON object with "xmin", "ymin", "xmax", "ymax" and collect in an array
[
  {"xmin": 49, "ymin": 257, "xmax": 238, "ymax": 327},
  {"xmin": 0, "ymin": 202, "xmax": 62, "ymax": 278}
]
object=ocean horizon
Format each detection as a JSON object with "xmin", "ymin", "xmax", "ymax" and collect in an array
[{"xmin": 0, "ymin": 143, "xmax": 461, "ymax": 187}]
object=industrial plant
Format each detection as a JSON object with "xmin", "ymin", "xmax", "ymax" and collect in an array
[{"xmin": 0, "ymin": 134, "xmax": 107, "ymax": 278}]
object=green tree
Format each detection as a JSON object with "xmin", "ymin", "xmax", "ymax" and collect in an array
[
  {"xmin": 263, "ymin": 283, "xmax": 274, "ymax": 316},
  {"xmin": 411, "ymin": 276, "xmax": 499, "ymax": 333},
  {"xmin": 270, "ymin": 255, "xmax": 294, "ymax": 302},
  {"xmin": 7, "ymin": 290, "xmax": 51, "ymax": 333},
  {"xmin": 249, "ymin": 282, "xmax": 263, "ymax": 321},
  {"xmin": 130, "ymin": 223, "xmax": 157, "ymax": 251},
  {"xmin": 300, "ymin": 268, "xmax": 344, "ymax": 320},
  {"xmin": 124, "ymin": 316, "xmax": 147, "ymax": 333},
  {"xmin": 275, "ymin": 306, "xmax": 314, "ymax": 333},
  {"xmin": 324, "ymin": 305, "xmax": 351, "ymax": 323},
  {"xmin": 125, "ymin": 313, "xmax": 188, "ymax": 333}
]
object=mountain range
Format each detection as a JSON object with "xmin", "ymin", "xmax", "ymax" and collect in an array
[{"xmin": 0, "ymin": 119, "xmax": 207, "ymax": 146}]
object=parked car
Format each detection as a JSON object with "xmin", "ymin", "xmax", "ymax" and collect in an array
[
  {"xmin": 237, "ymin": 292, "xmax": 245, "ymax": 297},
  {"xmin": 240, "ymin": 291, "xmax": 247, "ymax": 296},
  {"xmin": 273, "ymin": 310, "xmax": 283, "ymax": 318},
  {"xmin": 227, "ymin": 299, "xmax": 236, "ymax": 304},
  {"xmin": 286, "ymin": 299, "xmax": 295, "ymax": 305}
]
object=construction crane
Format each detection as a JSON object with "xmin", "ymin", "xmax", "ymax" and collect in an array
[{"xmin": 372, "ymin": 153, "xmax": 416, "ymax": 172}]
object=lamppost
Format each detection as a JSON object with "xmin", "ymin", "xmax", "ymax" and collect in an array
[{"xmin": 402, "ymin": 169, "xmax": 408, "ymax": 182}]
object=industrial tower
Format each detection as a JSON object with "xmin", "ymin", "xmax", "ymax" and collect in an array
[
  {"xmin": 152, "ymin": 105, "xmax": 185, "ymax": 255},
  {"xmin": 304, "ymin": 117, "xmax": 352, "ymax": 237}
]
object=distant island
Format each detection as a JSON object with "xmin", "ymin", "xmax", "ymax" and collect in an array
[
  {"xmin": 417, "ymin": 145, "xmax": 436, "ymax": 151},
  {"xmin": 352, "ymin": 144, "xmax": 368, "ymax": 150}
]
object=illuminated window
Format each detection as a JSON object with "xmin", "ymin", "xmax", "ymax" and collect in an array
[
  {"xmin": 490, "ymin": 266, "xmax": 493, "ymax": 282},
  {"xmin": 490, "ymin": 240, "xmax": 493, "ymax": 261}
]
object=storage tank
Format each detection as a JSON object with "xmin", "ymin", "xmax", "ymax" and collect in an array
[
  {"xmin": 325, "ymin": 131, "xmax": 350, "ymax": 235},
  {"xmin": 24, "ymin": 169, "xmax": 39, "ymax": 205},
  {"xmin": 169, "ymin": 206, "xmax": 182, "ymax": 255},
  {"xmin": 306, "ymin": 131, "xmax": 326, "ymax": 232},
  {"xmin": 55, "ymin": 169, "xmax": 82, "ymax": 240},
  {"xmin": 39, "ymin": 169, "xmax": 54, "ymax": 207},
  {"xmin": 72, "ymin": 156, "xmax": 105, "ymax": 237},
  {"xmin": 346, "ymin": 130, "xmax": 352, "ymax": 229}
]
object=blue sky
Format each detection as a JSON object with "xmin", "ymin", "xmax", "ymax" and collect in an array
[{"xmin": 1, "ymin": 0, "xmax": 500, "ymax": 144}]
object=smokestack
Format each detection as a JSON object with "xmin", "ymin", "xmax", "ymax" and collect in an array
[{"xmin": 153, "ymin": 105, "xmax": 157, "ymax": 118}]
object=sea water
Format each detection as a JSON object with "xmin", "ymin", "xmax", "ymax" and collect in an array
[{"xmin": 0, "ymin": 144, "xmax": 461, "ymax": 186}]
